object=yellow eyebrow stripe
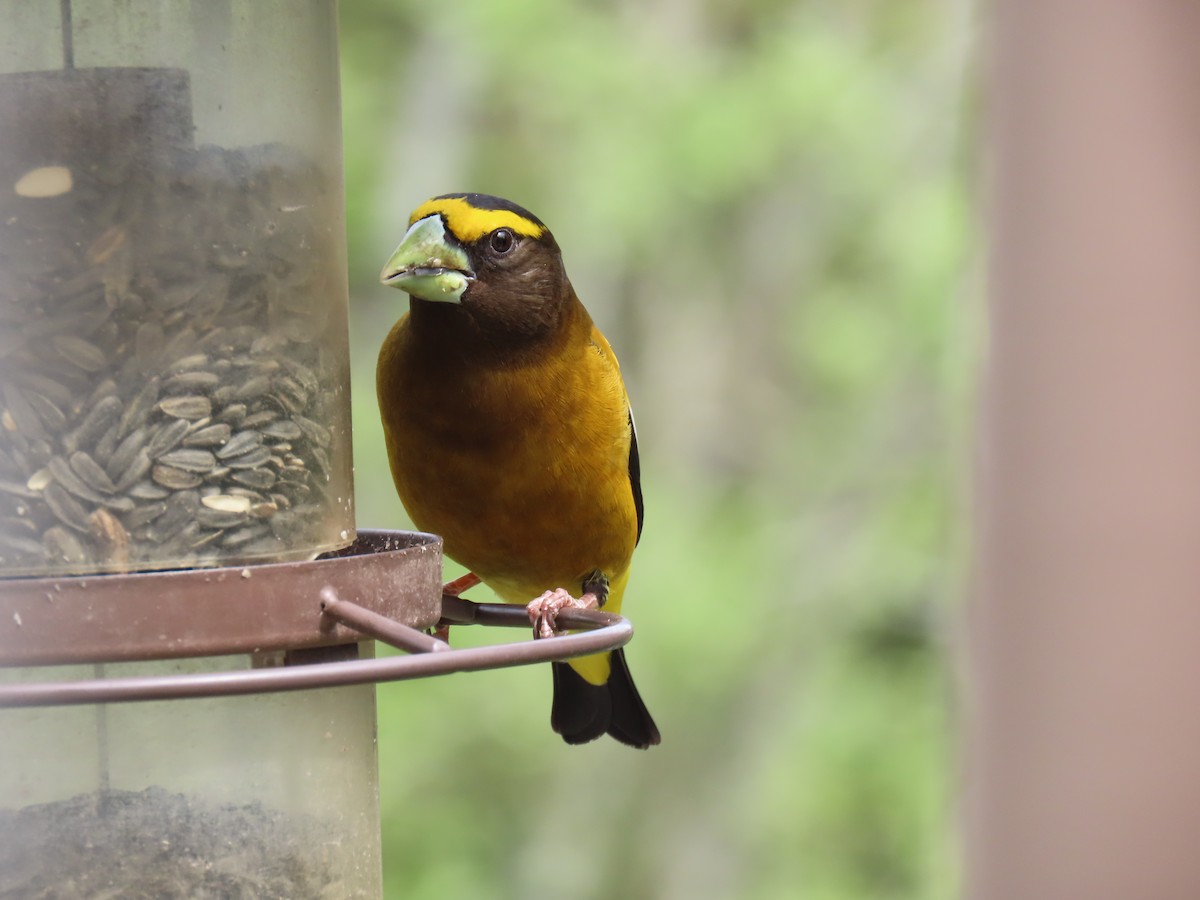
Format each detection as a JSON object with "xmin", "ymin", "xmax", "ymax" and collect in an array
[{"xmin": 410, "ymin": 196, "xmax": 545, "ymax": 242}]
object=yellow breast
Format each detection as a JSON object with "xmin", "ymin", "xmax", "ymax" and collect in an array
[{"xmin": 377, "ymin": 303, "xmax": 639, "ymax": 605}]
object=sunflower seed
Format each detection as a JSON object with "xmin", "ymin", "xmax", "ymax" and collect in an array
[
  {"xmin": 272, "ymin": 376, "xmax": 308, "ymax": 414},
  {"xmin": 89, "ymin": 507, "xmax": 129, "ymax": 556},
  {"xmin": 87, "ymin": 378, "xmax": 119, "ymax": 406},
  {"xmin": 189, "ymin": 527, "xmax": 225, "ymax": 550},
  {"xmin": 170, "ymin": 353, "xmax": 210, "ymax": 373},
  {"xmin": 26, "ymin": 391, "xmax": 67, "ymax": 432},
  {"xmin": 182, "ymin": 423, "xmax": 231, "ymax": 447},
  {"xmin": 250, "ymin": 334, "xmax": 286, "ymax": 357},
  {"xmin": 260, "ymin": 419, "xmax": 302, "ymax": 441},
  {"xmin": 197, "ymin": 327, "xmax": 230, "ymax": 353},
  {"xmin": 231, "ymin": 468, "xmax": 276, "ymax": 490},
  {"xmin": 52, "ymin": 335, "xmax": 107, "ymax": 372},
  {"xmin": 146, "ymin": 419, "xmax": 190, "ymax": 458},
  {"xmin": 101, "ymin": 495, "xmax": 135, "ymax": 513},
  {"xmin": 196, "ymin": 506, "xmax": 249, "ymax": 529},
  {"xmin": 158, "ymin": 395, "xmax": 212, "ymax": 420},
  {"xmin": 91, "ymin": 423, "xmax": 120, "ymax": 467},
  {"xmin": 216, "ymin": 430, "xmax": 262, "ymax": 459},
  {"xmin": 4, "ymin": 384, "xmax": 45, "ymax": 438},
  {"xmin": 127, "ymin": 479, "xmax": 170, "ymax": 500},
  {"xmin": 293, "ymin": 414, "xmax": 331, "ymax": 448},
  {"xmin": 44, "ymin": 483, "xmax": 91, "ymax": 532},
  {"xmin": 225, "ymin": 446, "xmax": 271, "ymax": 469},
  {"xmin": 152, "ymin": 464, "xmax": 203, "ymax": 490},
  {"xmin": 48, "ymin": 456, "xmax": 108, "ymax": 504},
  {"xmin": 161, "ymin": 528, "xmax": 202, "ymax": 560},
  {"xmin": 216, "ymin": 403, "xmax": 247, "ymax": 427},
  {"xmin": 15, "ymin": 374, "xmax": 73, "ymax": 409},
  {"xmin": 117, "ymin": 379, "xmax": 161, "ymax": 437},
  {"xmin": 284, "ymin": 360, "xmax": 319, "ymax": 398},
  {"xmin": 24, "ymin": 468, "xmax": 51, "ymax": 492},
  {"xmin": 70, "ymin": 451, "xmax": 116, "ymax": 494},
  {"xmin": 85, "ymin": 224, "xmax": 127, "ymax": 265},
  {"xmin": 201, "ymin": 493, "xmax": 252, "ymax": 514},
  {"xmin": 114, "ymin": 449, "xmax": 153, "ymax": 493},
  {"xmin": 107, "ymin": 427, "xmax": 148, "ymax": 480},
  {"xmin": 24, "ymin": 438, "xmax": 53, "ymax": 470},
  {"xmin": 311, "ymin": 447, "xmax": 332, "ymax": 482},
  {"xmin": 278, "ymin": 481, "xmax": 310, "ymax": 501},
  {"xmin": 124, "ymin": 502, "xmax": 167, "ymax": 529},
  {"xmin": 233, "ymin": 354, "xmax": 279, "ymax": 373},
  {"xmin": 243, "ymin": 410, "xmax": 278, "ymax": 428},
  {"xmin": 232, "ymin": 374, "xmax": 271, "ymax": 402},
  {"xmin": 277, "ymin": 465, "xmax": 309, "ymax": 484},
  {"xmin": 211, "ymin": 384, "xmax": 236, "ymax": 406},
  {"xmin": 158, "ymin": 448, "xmax": 216, "ymax": 473},
  {"xmin": 150, "ymin": 490, "xmax": 200, "ymax": 540},
  {"xmin": 164, "ymin": 371, "xmax": 220, "ymax": 394},
  {"xmin": 66, "ymin": 395, "xmax": 122, "ymax": 453},
  {"xmin": 43, "ymin": 526, "xmax": 89, "ymax": 564}
]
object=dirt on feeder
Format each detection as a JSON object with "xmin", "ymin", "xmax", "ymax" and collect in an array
[{"xmin": 0, "ymin": 786, "xmax": 359, "ymax": 899}]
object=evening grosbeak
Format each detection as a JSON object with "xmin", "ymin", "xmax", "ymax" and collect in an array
[{"xmin": 377, "ymin": 193, "xmax": 660, "ymax": 748}]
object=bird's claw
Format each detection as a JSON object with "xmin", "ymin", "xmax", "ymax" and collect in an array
[{"xmin": 527, "ymin": 588, "xmax": 599, "ymax": 639}]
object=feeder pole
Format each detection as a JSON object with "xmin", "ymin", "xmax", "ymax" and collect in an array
[{"xmin": 970, "ymin": 2, "xmax": 1200, "ymax": 898}]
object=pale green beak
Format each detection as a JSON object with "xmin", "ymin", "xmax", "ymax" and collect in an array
[{"xmin": 379, "ymin": 214, "xmax": 474, "ymax": 302}]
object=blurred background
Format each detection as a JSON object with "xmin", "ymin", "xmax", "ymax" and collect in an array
[{"xmin": 339, "ymin": 1, "xmax": 976, "ymax": 897}]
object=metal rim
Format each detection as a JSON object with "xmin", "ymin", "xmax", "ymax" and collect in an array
[
  {"xmin": 0, "ymin": 595, "xmax": 632, "ymax": 708},
  {"xmin": 0, "ymin": 530, "xmax": 444, "ymax": 666}
]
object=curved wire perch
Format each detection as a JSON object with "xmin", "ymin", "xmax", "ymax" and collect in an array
[{"xmin": 0, "ymin": 594, "xmax": 632, "ymax": 709}]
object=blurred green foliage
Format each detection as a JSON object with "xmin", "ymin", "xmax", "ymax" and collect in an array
[{"xmin": 339, "ymin": 1, "xmax": 974, "ymax": 897}]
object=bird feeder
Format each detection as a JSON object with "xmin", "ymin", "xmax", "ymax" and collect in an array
[
  {"xmin": 0, "ymin": 4, "xmax": 637, "ymax": 897},
  {"xmin": 0, "ymin": 2, "xmax": 388, "ymax": 895}
]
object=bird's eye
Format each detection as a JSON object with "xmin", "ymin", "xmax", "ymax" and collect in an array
[{"xmin": 489, "ymin": 228, "xmax": 515, "ymax": 255}]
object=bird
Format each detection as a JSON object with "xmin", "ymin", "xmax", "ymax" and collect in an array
[{"xmin": 376, "ymin": 192, "xmax": 660, "ymax": 748}]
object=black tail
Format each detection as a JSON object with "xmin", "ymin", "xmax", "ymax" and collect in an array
[{"xmin": 550, "ymin": 649, "xmax": 660, "ymax": 748}]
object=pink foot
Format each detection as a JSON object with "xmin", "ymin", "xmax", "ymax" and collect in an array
[
  {"xmin": 436, "ymin": 572, "xmax": 481, "ymax": 646},
  {"xmin": 527, "ymin": 588, "xmax": 600, "ymax": 639},
  {"xmin": 443, "ymin": 572, "xmax": 481, "ymax": 597}
]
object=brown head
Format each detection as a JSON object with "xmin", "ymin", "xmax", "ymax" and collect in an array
[{"xmin": 379, "ymin": 193, "xmax": 576, "ymax": 349}]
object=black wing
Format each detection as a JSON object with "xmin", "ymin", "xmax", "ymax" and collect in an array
[{"xmin": 628, "ymin": 410, "xmax": 644, "ymax": 545}]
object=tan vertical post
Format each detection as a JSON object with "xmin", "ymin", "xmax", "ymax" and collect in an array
[{"xmin": 971, "ymin": 3, "xmax": 1200, "ymax": 898}]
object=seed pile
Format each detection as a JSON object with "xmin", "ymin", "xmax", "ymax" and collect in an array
[
  {"xmin": 0, "ymin": 142, "xmax": 349, "ymax": 575},
  {"xmin": 0, "ymin": 787, "xmax": 358, "ymax": 898}
]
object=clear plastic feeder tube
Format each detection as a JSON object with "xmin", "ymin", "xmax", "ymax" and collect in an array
[{"xmin": 0, "ymin": 0, "xmax": 354, "ymax": 576}]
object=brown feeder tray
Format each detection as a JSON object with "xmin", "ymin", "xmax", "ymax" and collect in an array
[{"xmin": 0, "ymin": 529, "xmax": 633, "ymax": 707}]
